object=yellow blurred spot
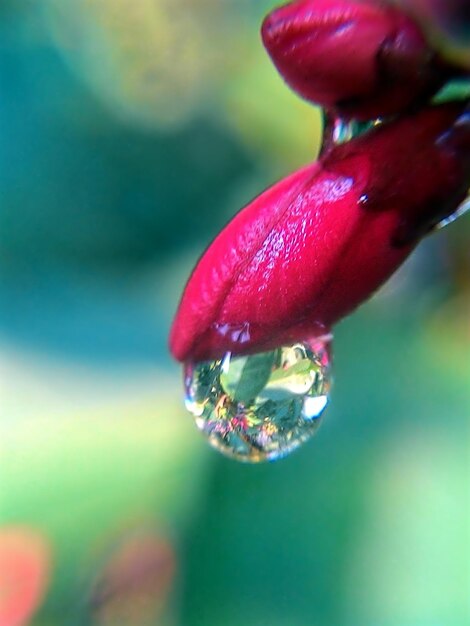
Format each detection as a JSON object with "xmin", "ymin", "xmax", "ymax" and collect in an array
[
  {"xmin": 90, "ymin": 531, "xmax": 175, "ymax": 626},
  {"xmin": 41, "ymin": 0, "xmax": 243, "ymax": 127}
]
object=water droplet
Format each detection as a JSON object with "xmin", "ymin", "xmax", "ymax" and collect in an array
[
  {"xmin": 331, "ymin": 118, "xmax": 357, "ymax": 145},
  {"xmin": 434, "ymin": 189, "xmax": 470, "ymax": 230},
  {"xmin": 183, "ymin": 337, "xmax": 332, "ymax": 462},
  {"xmin": 322, "ymin": 114, "xmax": 382, "ymax": 153}
]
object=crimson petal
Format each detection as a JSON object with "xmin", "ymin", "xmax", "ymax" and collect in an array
[
  {"xmin": 262, "ymin": 0, "xmax": 455, "ymax": 119},
  {"xmin": 170, "ymin": 102, "xmax": 470, "ymax": 362}
]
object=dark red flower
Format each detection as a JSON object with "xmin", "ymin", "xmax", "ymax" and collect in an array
[
  {"xmin": 261, "ymin": 0, "xmax": 457, "ymax": 119},
  {"xmin": 170, "ymin": 102, "xmax": 470, "ymax": 363}
]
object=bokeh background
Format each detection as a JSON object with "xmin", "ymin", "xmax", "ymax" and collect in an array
[{"xmin": 1, "ymin": 1, "xmax": 469, "ymax": 625}]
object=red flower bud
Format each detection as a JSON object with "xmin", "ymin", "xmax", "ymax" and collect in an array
[
  {"xmin": 261, "ymin": 0, "xmax": 455, "ymax": 119},
  {"xmin": 170, "ymin": 102, "xmax": 470, "ymax": 363}
]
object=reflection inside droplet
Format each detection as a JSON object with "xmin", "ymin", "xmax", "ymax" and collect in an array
[{"xmin": 183, "ymin": 337, "xmax": 332, "ymax": 462}]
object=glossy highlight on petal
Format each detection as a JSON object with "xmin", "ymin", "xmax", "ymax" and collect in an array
[
  {"xmin": 261, "ymin": 0, "xmax": 454, "ymax": 119},
  {"xmin": 170, "ymin": 102, "xmax": 470, "ymax": 363}
]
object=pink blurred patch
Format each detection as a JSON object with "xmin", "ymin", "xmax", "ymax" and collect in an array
[{"xmin": 0, "ymin": 527, "xmax": 51, "ymax": 626}]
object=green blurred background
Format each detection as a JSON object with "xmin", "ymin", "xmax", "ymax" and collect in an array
[{"xmin": 1, "ymin": 1, "xmax": 469, "ymax": 625}]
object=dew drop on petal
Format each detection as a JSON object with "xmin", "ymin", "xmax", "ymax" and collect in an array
[
  {"xmin": 323, "ymin": 115, "xmax": 382, "ymax": 151},
  {"xmin": 332, "ymin": 118, "xmax": 357, "ymax": 145},
  {"xmin": 183, "ymin": 337, "xmax": 332, "ymax": 462}
]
